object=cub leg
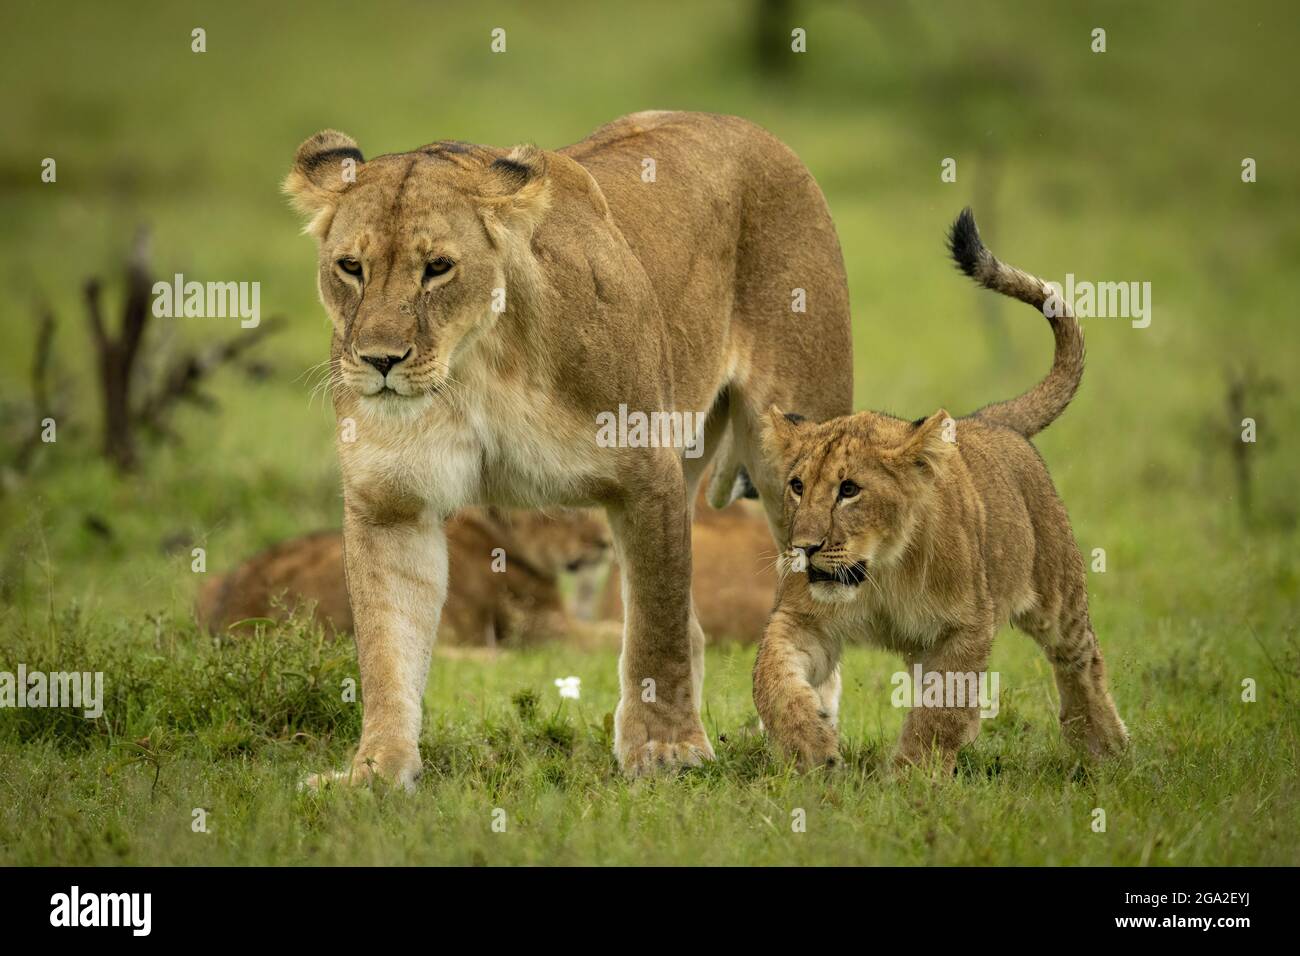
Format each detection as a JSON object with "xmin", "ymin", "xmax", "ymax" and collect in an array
[
  {"xmin": 894, "ymin": 624, "xmax": 994, "ymax": 777},
  {"xmin": 305, "ymin": 503, "xmax": 446, "ymax": 791},
  {"xmin": 815, "ymin": 665, "xmax": 843, "ymax": 730},
  {"xmin": 607, "ymin": 458, "xmax": 713, "ymax": 776},
  {"xmin": 1019, "ymin": 593, "xmax": 1128, "ymax": 757},
  {"xmin": 753, "ymin": 607, "xmax": 841, "ymax": 770}
]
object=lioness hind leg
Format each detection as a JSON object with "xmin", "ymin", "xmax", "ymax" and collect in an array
[
  {"xmin": 608, "ymin": 455, "xmax": 713, "ymax": 777},
  {"xmin": 682, "ymin": 400, "xmax": 723, "ymax": 704},
  {"xmin": 719, "ymin": 150, "xmax": 852, "ymax": 532},
  {"xmin": 687, "ymin": 602, "xmax": 707, "ymax": 711}
]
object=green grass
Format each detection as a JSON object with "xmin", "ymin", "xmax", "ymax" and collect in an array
[
  {"xmin": 1, "ymin": 0, "xmax": 1299, "ymax": 865},
  {"xmin": 3, "ymin": 609, "xmax": 1296, "ymax": 865}
]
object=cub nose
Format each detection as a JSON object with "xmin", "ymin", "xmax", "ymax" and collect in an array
[{"xmin": 360, "ymin": 349, "xmax": 410, "ymax": 377}]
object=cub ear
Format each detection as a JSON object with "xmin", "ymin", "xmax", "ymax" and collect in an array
[
  {"xmin": 901, "ymin": 408, "xmax": 956, "ymax": 476},
  {"xmin": 478, "ymin": 144, "xmax": 551, "ymax": 241},
  {"xmin": 283, "ymin": 130, "xmax": 364, "ymax": 229},
  {"xmin": 761, "ymin": 406, "xmax": 807, "ymax": 467}
]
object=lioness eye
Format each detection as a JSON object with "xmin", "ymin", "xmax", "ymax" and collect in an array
[
  {"xmin": 423, "ymin": 257, "xmax": 455, "ymax": 281},
  {"xmin": 839, "ymin": 480, "xmax": 860, "ymax": 499},
  {"xmin": 337, "ymin": 257, "xmax": 363, "ymax": 277},
  {"xmin": 789, "ymin": 477, "xmax": 803, "ymax": 496}
]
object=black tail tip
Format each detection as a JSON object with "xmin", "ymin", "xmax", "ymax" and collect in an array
[
  {"xmin": 947, "ymin": 207, "xmax": 984, "ymax": 277},
  {"xmin": 737, "ymin": 467, "xmax": 760, "ymax": 499}
]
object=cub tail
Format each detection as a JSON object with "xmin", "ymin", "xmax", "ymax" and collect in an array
[{"xmin": 947, "ymin": 207, "xmax": 1084, "ymax": 438}]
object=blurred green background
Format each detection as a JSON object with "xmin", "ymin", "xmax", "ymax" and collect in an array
[
  {"xmin": 0, "ymin": 1, "xmax": 1296, "ymax": 865},
  {"xmin": 2, "ymin": 0, "xmax": 1297, "ymax": 615}
]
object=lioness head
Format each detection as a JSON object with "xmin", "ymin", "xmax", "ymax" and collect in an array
[
  {"xmin": 284, "ymin": 131, "xmax": 550, "ymax": 408},
  {"xmin": 762, "ymin": 407, "xmax": 954, "ymax": 603}
]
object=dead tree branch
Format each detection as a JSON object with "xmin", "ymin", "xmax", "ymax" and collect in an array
[
  {"xmin": 87, "ymin": 226, "xmax": 153, "ymax": 471},
  {"xmin": 135, "ymin": 316, "xmax": 286, "ymax": 440}
]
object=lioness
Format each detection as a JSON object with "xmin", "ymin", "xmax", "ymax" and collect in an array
[
  {"xmin": 284, "ymin": 111, "xmax": 853, "ymax": 785},
  {"xmin": 195, "ymin": 508, "xmax": 616, "ymax": 647},
  {"xmin": 753, "ymin": 209, "xmax": 1128, "ymax": 773}
]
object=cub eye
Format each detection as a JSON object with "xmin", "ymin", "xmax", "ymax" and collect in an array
[
  {"xmin": 423, "ymin": 257, "xmax": 455, "ymax": 282},
  {"xmin": 789, "ymin": 477, "xmax": 803, "ymax": 496},
  {"xmin": 839, "ymin": 480, "xmax": 860, "ymax": 500},
  {"xmin": 337, "ymin": 257, "xmax": 363, "ymax": 278}
]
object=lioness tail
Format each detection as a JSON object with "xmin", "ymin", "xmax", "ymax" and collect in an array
[{"xmin": 947, "ymin": 207, "xmax": 1084, "ymax": 438}]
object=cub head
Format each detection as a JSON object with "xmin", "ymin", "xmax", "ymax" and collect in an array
[
  {"xmin": 762, "ymin": 406, "xmax": 954, "ymax": 603},
  {"xmin": 284, "ymin": 131, "xmax": 550, "ymax": 409}
]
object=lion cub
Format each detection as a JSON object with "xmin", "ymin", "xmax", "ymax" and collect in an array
[
  {"xmin": 754, "ymin": 209, "xmax": 1128, "ymax": 773},
  {"xmin": 197, "ymin": 508, "xmax": 617, "ymax": 648}
]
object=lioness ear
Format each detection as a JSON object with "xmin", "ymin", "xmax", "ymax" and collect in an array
[
  {"xmin": 761, "ymin": 406, "xmax": 806, "ymax": 466},
  {"xmin": 901, "ymin": 408, "xmax": 956, "ymax": 476},
  {"xmin": 283, "ymin": 130, "xmax": 364, "ymax": 232},
  {"xmin": 479, "ymin": 144, "xmax": 550, "ymax": 240}
]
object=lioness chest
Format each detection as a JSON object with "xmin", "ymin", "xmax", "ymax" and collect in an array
[{"xmin": 337, "ymin": 374, "xmax": 616, "ymax": 517}]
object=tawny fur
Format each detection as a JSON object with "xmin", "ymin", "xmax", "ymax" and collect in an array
[
  {"xmin": 754, "ymin": 209, "xmax": 1128, "ymax": 774},
  {"xmin": 285, "ymin": 112, "xmax": 853, "ymax": 787},
  {"xmin": 600, "ymin": 484, "xmax": 777, "ymax": 644},
  {"xmin": 196, "ymin": 509, "xmax": 619, "ymax": 649}
]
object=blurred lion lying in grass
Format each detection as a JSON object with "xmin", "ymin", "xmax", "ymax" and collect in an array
[
  {"xmin": 198, "ymin": 508, "xmax": 621, "ymax": 648},
  {"xmin": 198, "ymin": 486, "xmax": 779, "ymax": 648}
]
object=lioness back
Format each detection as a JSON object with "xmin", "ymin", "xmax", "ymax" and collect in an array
[{"xmin": 561, "ymin": 111, "xmax": 854, "ymax": 421}]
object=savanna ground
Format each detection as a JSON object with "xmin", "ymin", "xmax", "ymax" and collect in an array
[{"xmin": 1, "ymin": 1, "xmax": 1297, "ymax": 865}]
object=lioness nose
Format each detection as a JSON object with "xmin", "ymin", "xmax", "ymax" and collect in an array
[
  {"xmin": 361, "ymin": 349, "xmax": 410, "ymax": 377},
  {"xmin": 793, "ymin": 541, "xmax": 824, "ymax": 557}
]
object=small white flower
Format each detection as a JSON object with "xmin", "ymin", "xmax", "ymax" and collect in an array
[{"xmin": 554, "ymin": 676, "xmax": 581, "ymax": 700}]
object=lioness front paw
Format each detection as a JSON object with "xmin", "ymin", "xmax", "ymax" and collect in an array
[
  {"xmin": 615, "ymin": 701, "xmax": 714, "ymax": 778},
  {"xmin": 621, "ymin": 739, "xmax": 713, "ymax": 777},
  {"xmin": 301, "ymin": 744, "xmax": 421, "ymax": 793}
]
